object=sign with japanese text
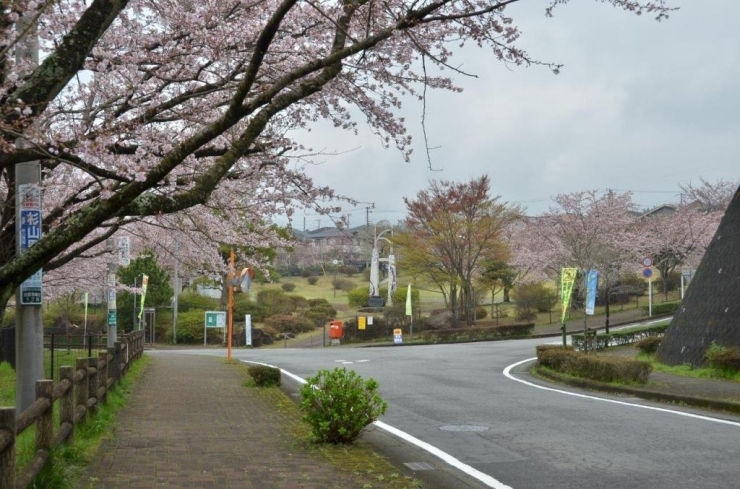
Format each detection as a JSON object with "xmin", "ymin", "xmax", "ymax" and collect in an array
[{"xmin": 18, "ymin": 184, "xmax": 42, "ymax": 305}]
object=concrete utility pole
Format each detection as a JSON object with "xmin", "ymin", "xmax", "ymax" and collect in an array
[
  {"xmin": 15, "ymin": 17, "xmax": 43, "ymax": 413},
  {"xmin": 106, "ymin": 239, "xmax": 118, "ymax": 348},
  {"xmin": 173, "ymin": 241, "xmax": 179, "ymax": 344}
]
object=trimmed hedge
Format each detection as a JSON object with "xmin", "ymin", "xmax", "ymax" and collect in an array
[
  {"xmin": 538, "ymin": 348, "xmax": 652, "ymax": 384},
  {"xmin": 642, "ymin": 301, "xmax": 680, "ymax": 316},
  {"xmin": 572, "ymin": 323, "xmax": 669, "ymax": 351},
  {"xmin": 536, "ymin": 344, "xmax": 574, "ymax": 362},
  {"xmin": 420, "ymin": 323, "xmax": 533, "ymax": 343}
]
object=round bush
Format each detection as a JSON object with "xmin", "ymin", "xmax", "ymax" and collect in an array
[
  {"xmin": 635, "ymin": 336, "xmax": 661, "ymax": 354},
  {"xmin": 299, "ymin": 367, "xmax": 388, "ymax": 444},
  {"xmin": 281, "ymin": 282, "xmax": 296, "ymax": 292},
  {"xmin": 247, "ymin": 365, "xmax": 281, "ymax": 387}
]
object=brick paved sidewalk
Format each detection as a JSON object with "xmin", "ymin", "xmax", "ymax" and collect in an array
[{"xmin": 81, "ymin": 353, "xmax": 386, "ymax": 489}]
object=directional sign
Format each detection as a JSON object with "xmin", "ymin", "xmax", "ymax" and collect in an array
[{"xmin": 642, "ymin": 268, "xmax": 653, "ymax": 279}]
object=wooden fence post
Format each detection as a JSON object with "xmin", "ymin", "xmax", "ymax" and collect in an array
[
  {"xmin": 76, "ymin": 358, "xmax": 88, "ymax": 424},
  {"xmin": 59, "ymin": 366, "xmax": 74, "ymax": 446},
  {"xmin": 88, "ymin": 357, "xmax": 99, "ymax": 416},
  {"xmin": 98, "ymin": 352, "xmax": 108, "ymax": 404},
  {"xmin": 36, "ymin": 380, "xmax": 53, "ymax": 456},
  {"xmin": 113, "ymin": 342, "xmax": 122, "ymax": 382},
  {"xmin": 0, "ymin": 407, "xmax": 15, "ymax": 488}
]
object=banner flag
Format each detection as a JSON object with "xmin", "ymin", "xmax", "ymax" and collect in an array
[
  {"xmin": 405, "ymin": 284, "xmax": 412, "ymax": 316},
  {"xmin": 585, "ymin": 270, "xmax": 599, "ymax": 316},
  {"xmin": 138, "ymin": 274, "xmax": 149, "ymax": 322},
  {"xmin": 560, "ymin": 268, "xmax": 578, "ymax": 323}
]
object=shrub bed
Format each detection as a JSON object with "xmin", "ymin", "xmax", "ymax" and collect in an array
[
  {"xmin": 705, "ymin": 343, "xmax": 740, "ymax": 372},
  {"xmin": 538, "ymin": 348, "xmax": 652, "ymax": 384},
  {"xmin": 420, "ymin": 323, "xmax": 533, "ymax": 343},
  {"xmin": 572, "ymin": 323, "xmax": 669, "ymax": 351},
  {"xmin": 642, "ymin": 301, "xmax": 680, "ymax": 316}
]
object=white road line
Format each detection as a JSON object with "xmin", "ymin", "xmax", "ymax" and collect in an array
[
  {"xmin": 504, "ymin": 357, "xmax": 740, "ymax": 428},
  {"xmin": 242, "ymin": 360, "xmax": 512, "ymax": 489}
]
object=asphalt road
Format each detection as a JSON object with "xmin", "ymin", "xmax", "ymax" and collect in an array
[{"xmin": 160, "ymin": 338, "xmax": 740, "ymax": 489}]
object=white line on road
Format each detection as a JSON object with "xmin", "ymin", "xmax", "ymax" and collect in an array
[
  {"xmin": 504, "ymin": 357, "xmax": 740, "ymax": 428},
  {"xmin": 242, "ymin": 360, "xmax": 512, "ymax": 489}
]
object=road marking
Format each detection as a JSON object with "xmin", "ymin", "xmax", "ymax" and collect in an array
[
  {"xmin": 504, "ymin": 358, "xmax": 740, "ymax": 428},
  {"xmin": 242, "ymin": 360, "xmax": 512, "ymax": 489}
]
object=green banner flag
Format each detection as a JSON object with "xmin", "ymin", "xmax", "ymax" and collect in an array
[{"xmin": 560, "ymin": 268, "xmax": 578, "ymax": 323}]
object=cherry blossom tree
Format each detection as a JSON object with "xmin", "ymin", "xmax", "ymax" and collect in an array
[
  {"xmin": 636, "ymin": 203, "xmax": 721, "ymax": 301},
  {"xmin": 518, "ymin": 189, "xmax": 640, "ymax": 331},
  {"xmin": 0, "ymin": 0, "xmax": 675, "ymax": 319},
  {"xmin": 679, "ymin": 178, "xmax": 739, "ymax": 212}
]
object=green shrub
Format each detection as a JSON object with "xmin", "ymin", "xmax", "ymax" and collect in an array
[
  {"xmin": 538, "ymin": 349, "xmax": 652, "ymax": 384},
  {"xmin": 165, "ymin": 310, "xmax": 221, "ymax": 344},
  {"xmin": 307, "ymin": 276, "xmax": 319, "ymax": 285},
  {"xmin": 513, "ymin": 282, "xmax": 558, "ymax": 316},
  {"xmin": 332, "ymin": 278, "xmax": 356, "ymax": 292},
  {"xmin": 705, "ymin": 342, "xmax": 740, "ymax": 373},
  {"xmin": 634, "ymin": 336, "xmax": 661, "ymax": 354},
  {"xmin": 308, "ymin": 298, "xmax": 332, "ymax": 308},
  {"xmin": 299, "ymin": 368, "xmax": 388, "ymax": 444},
  {"xmin": 420, "ymin": 323, "xmax": 534, "ymax": 343},
  {"xmin": 256, "ymin": 288, "xmax": 295, "ymax": 315},
  {"xmin": 281, "ymin": 282, "xmax": 296, "ymax": 292},
  {"xmin": 642, "ymin": 301, "xmax": 680, "ymax": 316},
  {"xmin": 247, "ymin": 365, "xmax": 281, "ymax": 387},
  {"xmin": 234, "ymin": 298, "xmax": 267, "ymax": 323},
  {"xmin": 348, "ymin": 287, "xmax": 369, "ymax": 307},
  {"xmin": 535, "ymin": 344, "xmax": 573, "ymax": 362},
  {"xmin": 572, "ymin": 323, "xmax": 668, "ymax": 351},
  {"xmin": 263, "ymin": 314, "xmax": 315, "ymax": 334},
  {"xmin": 288, "ymin": 295, "xmax": 309, "ymax": 311},
  {"xmin": 177, "ymin": 291, "xmax": 220, "ymax": 312},
  {"xmin": 379, "ymin": 286, "xmax": 419, "ymax": 307}
]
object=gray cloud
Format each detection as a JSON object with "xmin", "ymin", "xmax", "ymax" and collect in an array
[{"xmin": 291, "ymin": 0, "xmax": 740, "ymax": 228}]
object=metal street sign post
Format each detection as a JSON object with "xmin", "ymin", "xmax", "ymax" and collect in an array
[{"xmin": 642, "ymin": 258, "xmax": 653, "ymax": 317}]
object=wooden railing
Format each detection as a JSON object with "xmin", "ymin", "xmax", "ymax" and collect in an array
[{"xmin": 0, "ymin": 330, "xmax": 145, "ymax": 489}]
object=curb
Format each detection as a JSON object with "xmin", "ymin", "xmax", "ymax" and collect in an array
[{"xmin": 534, "ymin": 365, "xmax": 740, "ymax": 415}]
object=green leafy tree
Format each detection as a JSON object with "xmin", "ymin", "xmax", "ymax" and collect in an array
[{"xmin": 117, "ymin": 253, "xmax": 174, "ymax": 333}]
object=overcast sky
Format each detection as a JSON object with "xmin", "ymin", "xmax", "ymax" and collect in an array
[{"xmin": 286, "ymin": 0, "xmax": 740, "ymax": 231}]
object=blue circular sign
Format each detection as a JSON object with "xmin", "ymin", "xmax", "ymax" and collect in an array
[{"xmin": 642, "ymin": 268, "xmax": 653, "ymax": 278}]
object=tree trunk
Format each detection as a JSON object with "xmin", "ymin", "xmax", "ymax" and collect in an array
[{"xmin": 656, "ymin": 185, "xmax": 740, "ymax": 367}]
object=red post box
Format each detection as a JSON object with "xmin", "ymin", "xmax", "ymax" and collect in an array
[{"xmin": 329, "ymin": 320, "xmax": 344, "ymax": 339}]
